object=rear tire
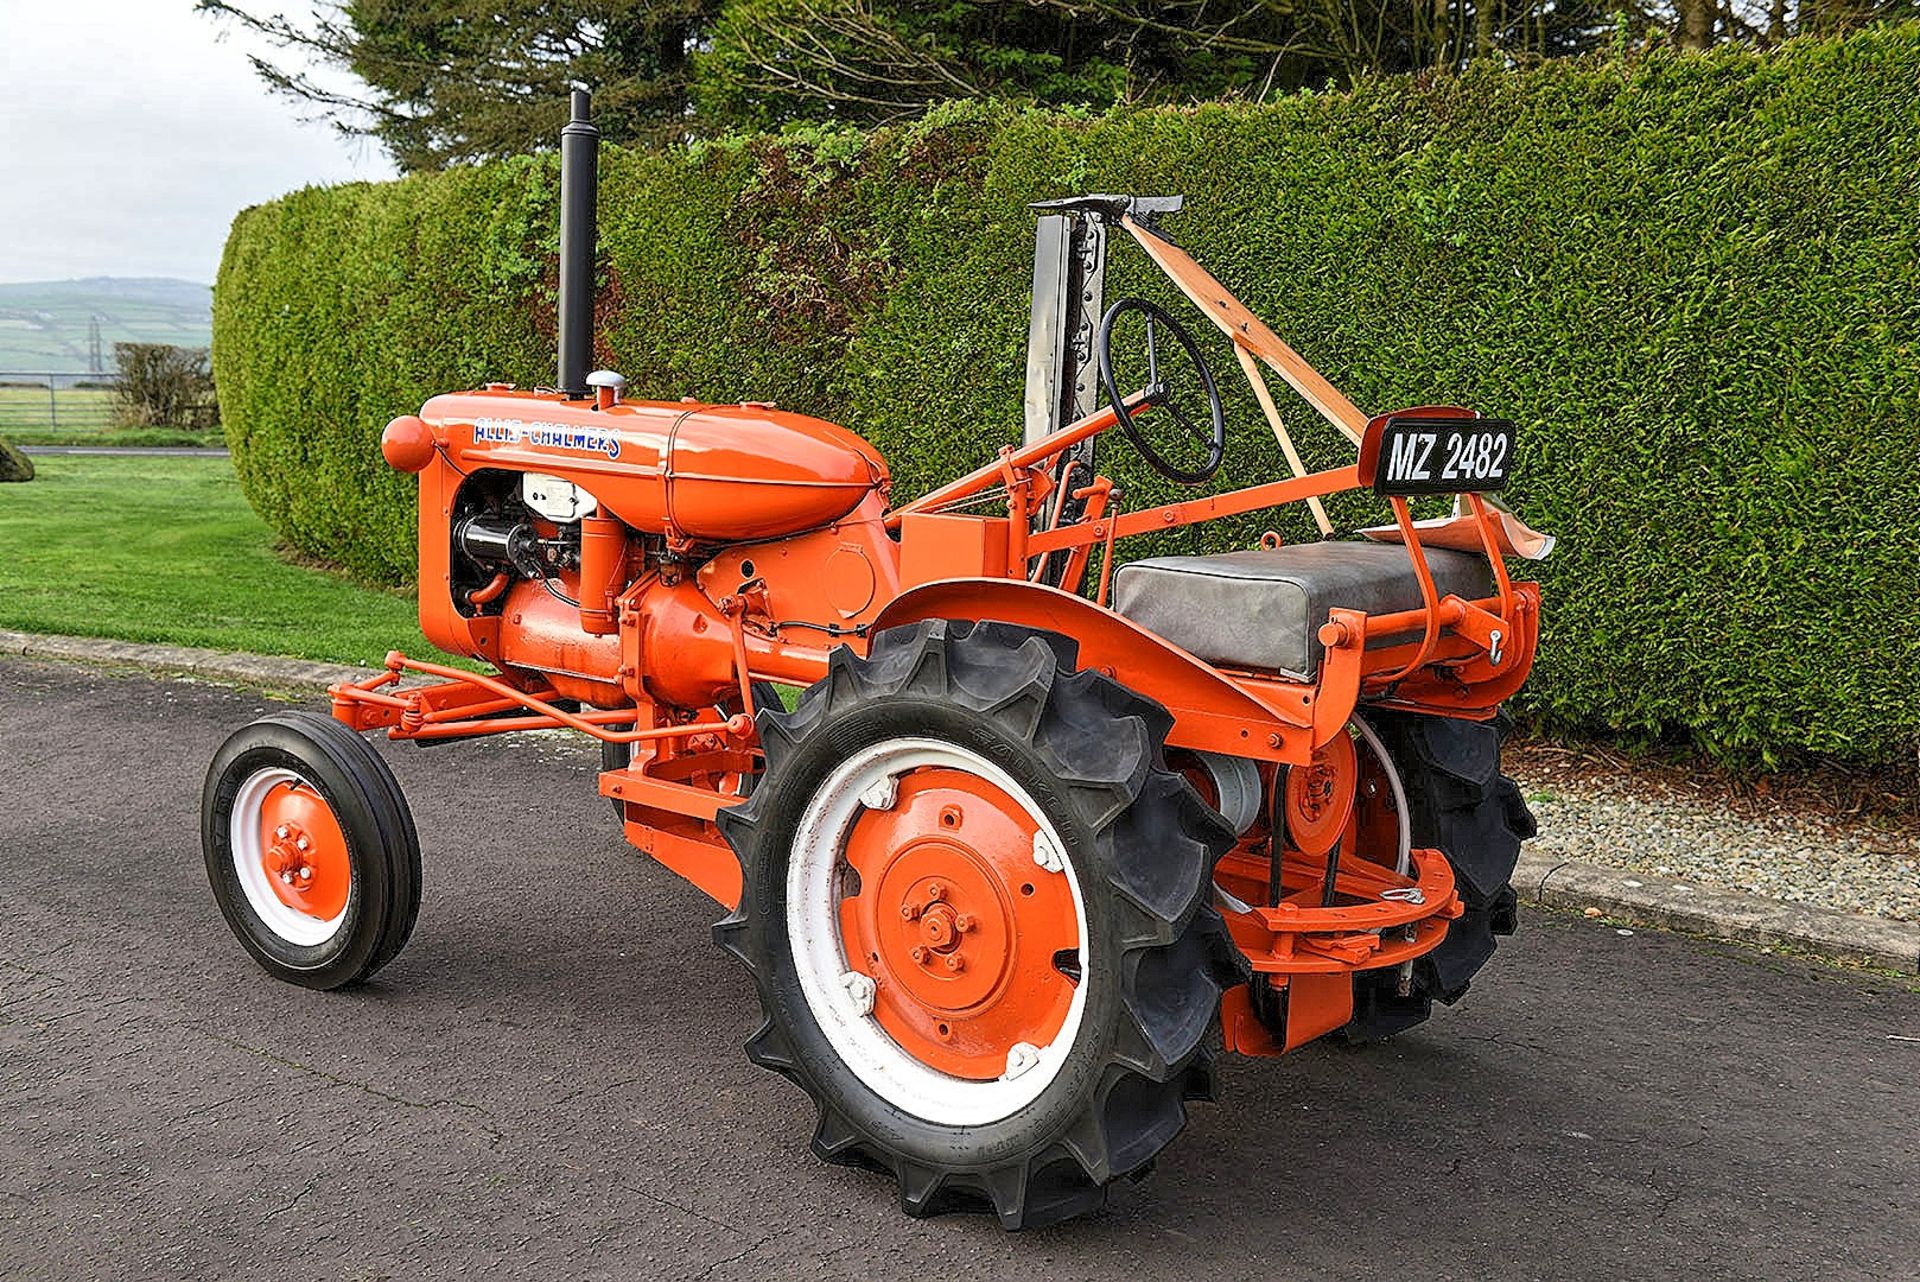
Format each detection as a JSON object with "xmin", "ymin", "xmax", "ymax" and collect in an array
[
  {"xmin": 202, "ymin": 711, "xmax": 421, "ymax": 990},
  {"xmin": 716, "ymin": 620, "xmax": 1243, "ymax": 1228},
  {"xmin": 1344, "ymin": 711, "xmax": 1535, "ymax": 1040}
]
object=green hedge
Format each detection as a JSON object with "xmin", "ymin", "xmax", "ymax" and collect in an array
[{"xmin": 214, "ymin": 26, "xmax": 1920, "ymax": 768}]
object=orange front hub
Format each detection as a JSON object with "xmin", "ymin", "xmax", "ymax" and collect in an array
[
  {"xmin": 838, "ymin": 768, "xmax": 1079, "ymax": 1079},
  {"xmin": 257, "ymin": 780, "xmax": 351, "ymax": 920}
]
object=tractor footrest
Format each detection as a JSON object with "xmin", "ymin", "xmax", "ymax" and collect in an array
[{"xmin": 598, "ymin": 767, "xmax": 745, "ymax": 821}]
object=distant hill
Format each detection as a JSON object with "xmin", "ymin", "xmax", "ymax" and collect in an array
[{"xmin": 0, "ymin": 278, "xmax": 211, "ymax": 374}]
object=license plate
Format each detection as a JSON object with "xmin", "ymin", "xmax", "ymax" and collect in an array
[{"xmin": 1372, "ymin": 417, "xmax": 1514, "ymax": 496}]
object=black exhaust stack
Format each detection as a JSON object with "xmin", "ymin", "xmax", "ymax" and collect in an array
[{"xmin": 557, "ymin": 86, "xmax": 599, "ymax": 398}]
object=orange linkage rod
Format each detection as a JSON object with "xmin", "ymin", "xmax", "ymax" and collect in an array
[{"xmin": 333, "ymin": 652, "xmax": 751, "ymax": 745}]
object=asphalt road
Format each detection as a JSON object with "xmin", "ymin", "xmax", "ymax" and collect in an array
[{"xmin": 3, "ymin": 657, "xmax": 1916, "ymax": 1281}]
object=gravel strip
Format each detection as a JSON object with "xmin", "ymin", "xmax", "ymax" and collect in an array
[{"xmin": 1513, "ymin": 767, "xmax": 1920, "ymax": 922}]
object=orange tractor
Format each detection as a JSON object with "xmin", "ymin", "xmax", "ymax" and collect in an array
[{"xmin": 203, "ymin": 91, "xmax": 1546, "ymax": 1227}]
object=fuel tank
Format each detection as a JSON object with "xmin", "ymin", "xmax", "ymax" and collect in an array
[{"xmin": 418, "ymin": 387, "xmax": 888, "ymax": 543}]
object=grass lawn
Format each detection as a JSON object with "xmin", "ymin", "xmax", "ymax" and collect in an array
[
  {"xmin": 0, "ymin": 386, "xmax": 223, "ymax": 447},
  {"xmin": 0, "ymin": 453, "xmax": 456, "ymax": 667},
  {"xmin": 0, "ymin": 384, "xmax": 114, "ymax": 430},
  {"xmin": 4, "ymin": 425, "xmax": 226, "ymax": 448},
  {"xmin": 0, "ymin": 383, "xmax": 224, "ymax": 449},
  {"xmin": 0, "ymin": 383, "xmax": 113, "ymax": 408}
]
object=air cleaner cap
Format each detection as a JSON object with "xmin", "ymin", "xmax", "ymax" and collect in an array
[
  {"xmin": 381, "ymin": 415, "xmax": 435, "ymax": 473},
  {"xmin": 586, "ymin": 369, "xmax": 626, "ymax": 393},
  {"xmin": 587, "ymin": 369, "xmax": 626, "ymax": 410}
]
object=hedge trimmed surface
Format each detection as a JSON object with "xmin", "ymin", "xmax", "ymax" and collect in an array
[{"xmin": 214, "ymin": 27, "xmax": 1920, "ymax": 767}]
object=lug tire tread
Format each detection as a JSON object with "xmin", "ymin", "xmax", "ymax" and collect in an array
[{"xmin": 715, "ymin": 620, "xmax": 1243, "ymax": 1228}]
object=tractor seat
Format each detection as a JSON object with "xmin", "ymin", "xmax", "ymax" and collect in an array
[{"xmin": 1111, "ymin": 541, "xmax": 1495, "ymax": 680}]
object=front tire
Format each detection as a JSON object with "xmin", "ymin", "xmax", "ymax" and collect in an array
[
  {"xmin": 202, "ymin": 711, "xmax": 421, "ymax": 990},
  {"xmin": 716, "ymin": 620, "xmax": 1243, "ymax": 1228}
]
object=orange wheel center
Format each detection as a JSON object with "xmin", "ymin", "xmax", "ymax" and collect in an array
[
  {"xmin": 839, "ymin": 768, "xmax": 1079, "ymax": 1080},
  {"xmin": 257, "ymin": 781, "xmax": 351, "ymax": 920}
]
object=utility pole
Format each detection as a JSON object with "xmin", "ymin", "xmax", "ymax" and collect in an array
[{"xmin": 88, "ymin": 315, "xmax": 103, "ymax": 375}]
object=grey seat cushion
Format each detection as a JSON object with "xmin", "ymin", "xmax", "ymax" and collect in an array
[{"xmin": 1111, "ymin": 541, "xmax": 1494, "ymax": 679}]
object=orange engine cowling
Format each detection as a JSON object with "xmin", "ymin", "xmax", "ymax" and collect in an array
[{"xmin": 418, "ymin": 388, "xmax": 888, "ymax": 544}]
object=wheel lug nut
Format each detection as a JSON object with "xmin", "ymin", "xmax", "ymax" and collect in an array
[
  {"xmin": 295, "ymin": 836, "xmax": 310, "ymax": 852},
  {"xmin": 954, "ymin": 914, "xmax": 975, "ymax": 933},
  {"xmin": 275, "ymin": 826, "xmax": 290, "ymax": 839},
  {"xmin": 926, "ymin": 882, "xmax": 945, "ymax": 902},
  {"xmin": 298, "ymin": 867, "xmax": 313, "ymax": 881},
  {"xmin": 909, "ymin": 946, "xmax": 928, "ymax": 964},
  {"xmin": 899, "ymin": 902, "xmax": 921, "ymax": 921},
  {"xmin": 944, "ymin": 954, "xmax": 965, "ymax": 973}
]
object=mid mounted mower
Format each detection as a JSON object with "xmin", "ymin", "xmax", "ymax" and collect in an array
[{"xmin": 203, "ymin": 91, "xmax": 1548, "ymax": 1228}]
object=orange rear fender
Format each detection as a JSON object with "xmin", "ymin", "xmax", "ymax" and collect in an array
[{"xmin": 872, "ymin": 579, "xmax": 1361, "ymax": 764}]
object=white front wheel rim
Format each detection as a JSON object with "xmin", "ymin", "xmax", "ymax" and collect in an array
[{"xmin": 229, "ymin": 767, "xmax": 351, "ymax": 947}]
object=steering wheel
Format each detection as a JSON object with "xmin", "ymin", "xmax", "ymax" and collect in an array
[{"xmin": 1096, "ymin": 297, "xmax": 1227, "ymax": 485}]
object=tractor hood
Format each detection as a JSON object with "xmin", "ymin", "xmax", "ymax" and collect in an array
[{"xmin": 412, "ymin": 387, "xmax": 889, "ymax": 544}]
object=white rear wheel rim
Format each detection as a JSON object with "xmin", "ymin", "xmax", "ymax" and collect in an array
[{"xmin": 785, "ymin": 737, "xmax": 1089, "ymax": 1127}]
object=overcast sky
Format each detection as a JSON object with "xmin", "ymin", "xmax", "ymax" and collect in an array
[{"xmin": 0, "ymin": 0, "xmax": 396, "ymax": 285}]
